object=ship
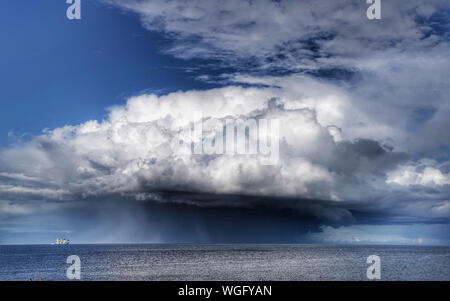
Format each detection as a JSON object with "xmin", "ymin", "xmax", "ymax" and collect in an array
[{"xmin": 55, "ymin": 238, "xmax": 70, "ymax": 245}]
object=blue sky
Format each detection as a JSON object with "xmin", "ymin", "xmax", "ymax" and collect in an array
[
  {"xmin": 0, "ymin": 0, "xmax": 218, "ymax": 145},
  {"xmin": 0, "ymin": 0, "xmax": 449, "ymax": 245}
]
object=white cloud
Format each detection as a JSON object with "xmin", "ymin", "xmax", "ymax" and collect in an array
[
  {"xmin": 107, "ymin": 0, "xmax": 450, "ymax": 155},
  {"xmin": 1, "ymin": 77, "xmax": 448, "ymax": 224},
  {"xmin": 387, "ymin": 160, "xmax": 450, "ymax": 186},
  {"xmin": 107, "ymin": 0, "xmax": 450, "ymax": 69}
]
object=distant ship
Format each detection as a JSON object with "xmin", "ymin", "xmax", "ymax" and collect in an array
[{"xmin": 55, "ymin": 238, "xmax": 70, "ymax": 245}]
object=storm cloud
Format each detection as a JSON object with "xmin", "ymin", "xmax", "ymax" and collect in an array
[{"xmin": 1, "ymin": 0, "xmax": 449, "ymax": 243}]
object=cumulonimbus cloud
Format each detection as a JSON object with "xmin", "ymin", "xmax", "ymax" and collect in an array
[
  {"xmin": 1, "ymin": 75, "xmax": 449, "ymax": 226},
  {"xmin": 1, "ymin": 0, "xmax": 449, "ymax": 230}
]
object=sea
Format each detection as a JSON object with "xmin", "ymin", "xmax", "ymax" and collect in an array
[{"xmin": 0, "ymin": 244, "xmax": 448, "ymax": 281}]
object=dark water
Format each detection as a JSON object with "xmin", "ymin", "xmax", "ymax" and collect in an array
[{"xmin": 0, "ymin": 244, "xmax": 448, "ymax": 281}]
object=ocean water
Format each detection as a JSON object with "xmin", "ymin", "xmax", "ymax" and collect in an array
[{"xmin": 0, "ymin": 244, "xmax": 448, "ymax": 281}]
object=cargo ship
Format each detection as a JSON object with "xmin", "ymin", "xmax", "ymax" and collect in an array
[{"xmin": 55, "ymin": 238, "xmax": 70, "ymax": 245}]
